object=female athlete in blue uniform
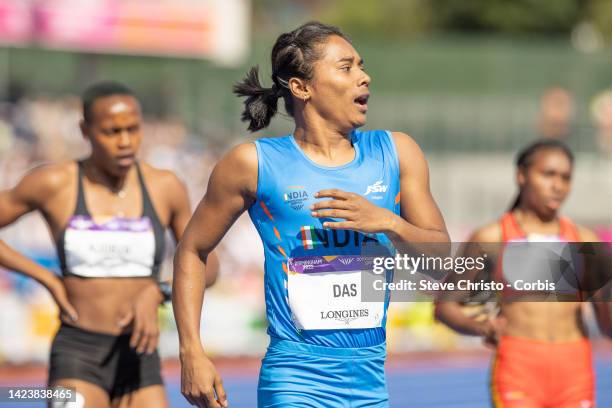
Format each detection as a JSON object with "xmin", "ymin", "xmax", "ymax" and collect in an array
[{"xmin": 173, "ymin": 21, "xmax": 450, "ymax": 407}]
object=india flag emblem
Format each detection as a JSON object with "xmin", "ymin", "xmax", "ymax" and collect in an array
[{"xmin": 300, "ymin": 226, "xmax": 318, "ymax": 250}]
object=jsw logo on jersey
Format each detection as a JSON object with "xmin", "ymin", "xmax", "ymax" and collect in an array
[{"xmin": 365, "ymin": 180, "xmax": 388, "ymax": 196}]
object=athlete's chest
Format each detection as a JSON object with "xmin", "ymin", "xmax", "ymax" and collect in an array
[
  {"xmin": 263, "ymin": 166, "xmax": 395, "ymax": 223},
  {"xmin": 47, "ymin": 179, "xmax": 169, "ymax": 234}
]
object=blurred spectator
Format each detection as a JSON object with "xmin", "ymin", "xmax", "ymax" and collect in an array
[
  {"xmin": 536, "ymin": 86, "xmax": 575, "ymax": 140},
  {"xmin": 590, "ymin": 88, "xmax": 612, "ymax": 156}
]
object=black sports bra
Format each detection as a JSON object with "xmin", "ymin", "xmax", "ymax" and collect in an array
[{"xmin": 56, "ymin": 161, "xmax": 165, "ymax": 278}]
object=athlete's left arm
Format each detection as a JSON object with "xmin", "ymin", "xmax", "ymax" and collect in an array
[
  {"xmin": 312, "ymin": 132, "xmax": 449, "ymax": 246},
  {"xmin": 386, "ymin": 131, "xmax": 450, "ymax": 245},
  {"xmin": 165, "ymin": 172, "xmax": 219, "ymax": 288},
  {"xmin": 579, "ymin": 227, "xmax": 612, "ymax": 339}
]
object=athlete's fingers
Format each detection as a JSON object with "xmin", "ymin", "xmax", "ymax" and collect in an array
[
  {"xmin": 135, "ymin": 324, "xmax": 150, "ymax": 354},
  {"xmin": 311, "ymin": 209, "xmax": 353, "ymax": 220},
  {"xmin": 204, "ymin": 391, "xmax": 221, "ymax": 408},
  {"xmin": 129, "ymin": 317, "xmax": 144, "ymax": 349},
  {"xmin": 482, "ymin": 337, "xmax": 497, "ymax": 350},
  {"xmin": 214, "ymin": 375, "xmax": 228, "ymax": 407},
  {"xmin": 193, "ymin": 394, "xmax": 210, "ymax": 408},
  {"xmin": 183, "ymin": 394, "xmax": 196, "ymax": 406},
  {"xmin": 185, "ymin": 386, "xmax": 217, "ymax": 408},
  {"xmin": 137, "ymin": 319, "xmax": 157, "ymax": 354},
  {"xmin": 146, "ymin": 325, "xmax": 160, "ymax": 354},
  {"xmin": 140, "ymin": 319, "xmax": 154, "ymax": 354},
  {"xmin": 315, "ymin": 189, "xmax": 351, "ymax": 200},
  {"xmin": 182, "ymin": 390, "xmax": 197, "ymax": 406},
  {"xmin": 322, "ymin": 221, "xmax": 356, "ymax": 230},
  {"xmin": 181, "ymin": 382, "xmax": 197, "ymax": 406},
  {"xmin": 310, "ymin": 199, "xmax": 351, "ymax": 211},
  {"xmin": 116, "ymin": 309, "xmax": 134, "ymax": 328},
  {"xmin": 189, "ymin": 392, "xmax": 203, "ymax": 408},
  {"xmin": 49, "ymin": 281, "xmax": 79, "ymax": 322},
  {"xmin": 58, "ymin": 299, "xmax": 79, "ymax": 322}
]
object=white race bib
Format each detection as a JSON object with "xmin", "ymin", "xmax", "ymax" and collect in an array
[
  {"xmin": 64, "ymin": 216, "xmax": 155, "ymax": 278},
  {"xmin": 287, "ymin": 255, "xmax": 386, "ymax": 330}
]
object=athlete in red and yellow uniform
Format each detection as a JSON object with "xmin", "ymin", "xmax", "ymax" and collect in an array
[
  {"xmin": 491, "ymin": 212, "xmax": 593, "ymax": 408},
  {"xmin": 435, "ymin": 139, "xmax": 610, "ymax": 408}
]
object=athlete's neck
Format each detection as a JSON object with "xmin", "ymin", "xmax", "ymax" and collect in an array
[
  {"xmin": 513, "ymin": 206, "xmax": 559, "ymax": 232},
  {"xmin": 292, "ymin": 125, "xmax": 354, "ymax": 165},
  {"xmin": 83, "ymin": 158, "xmax": 131, "ymax": 194}
]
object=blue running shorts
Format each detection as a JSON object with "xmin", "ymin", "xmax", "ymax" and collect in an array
[{"xmin": 257, "ymin": 337, "xmax": 388, "ymax": 407}]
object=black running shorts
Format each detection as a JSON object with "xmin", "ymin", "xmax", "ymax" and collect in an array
[{"xmin": 48, "ymin": 323, "xmax": 163, "ymax": 399}]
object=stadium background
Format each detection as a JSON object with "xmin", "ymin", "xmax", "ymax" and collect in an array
[{"xmin": 0, "ymin": 1, "xmax": 610, "ymax": 406}]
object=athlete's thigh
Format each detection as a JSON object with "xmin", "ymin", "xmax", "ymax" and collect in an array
[
  {"xmin": 111, "ymin": 385, "xmax": 168, "ymax": 408},
  {"xmin": 549, "ymin": 342, "xmax": 594, "ymax": 408},
  {"xmin": 550, "ymin": 385, "xmax": 594, "ymax": 408},
  {"xmin": 491, "ymin": 378, "xmax": 546, "ymax": 408},
  {"xmin": 492, "ymin": 399, "xmax": 542, "ymax": 408},
  {"xmin": 553, "ymin": 401, "xmax": 595, "ymax": 408},
  {"xmin": 49, "ymin": 379, "xmax": 110, "ymax": 408},
  {"xmin": 258, "ymin": 352, "xmax": 344, "ymax": 407}
]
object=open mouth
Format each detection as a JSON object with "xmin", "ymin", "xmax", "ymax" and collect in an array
[
  {"xmin": 354, "ymin": 94, "xmax": 369, "ymax": 112},
  {"xmin": 546, "ymin": 197, "xmax": 564, "ymax": 209},
  {"xmin": 116, "ymin": 154, "xmax": 135, "ymax": 167}
]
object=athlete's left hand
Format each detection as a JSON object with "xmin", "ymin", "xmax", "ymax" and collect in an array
[
  {"xmin": 311, "ymin": 189, "xmax": 395, "ymax": 233},
  {"xmin": 117, "ymin": 283, "xmax": 163, "ymax": 354}
]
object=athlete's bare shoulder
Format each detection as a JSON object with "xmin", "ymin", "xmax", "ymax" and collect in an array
[
  {"xmin": 138, "ymin": 162, "xmax": 190, "ymax": 214},
  {"xmin": 468, "ymin": 222, "xmax": 502, "ymax": 243},
  {"xmin": 390, "ymin": 131, "xmax": 422, "ymax": 155},
  {"xmin": 223, "ymin": 142, "xmax": 258, "ymax": 170},
  {"xmin": 212, "ymin": 142, "xmax": 258, "ymax": 197},
  {"xmin": 22, "ymin": 161, "xmax": 74, "ymax": 189},
  {"xmin": 575, "ymin": 225, "xmax": 600, "ymax": 243},
  {"xmin": 12, "ymin": 161, "xmax": 76, "ymax": 206},
  {"xmin": 139, "ymin": 162, "xmax": 185, "ymax": 190},
  {"xmin": 389, "ymin": 131, "xmax": 428, "ymax": 176}
]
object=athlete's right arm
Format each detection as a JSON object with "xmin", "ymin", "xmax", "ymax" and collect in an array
[
  {"xmin": 0, "ymin": 165, "xmax": 78, "ymax": 321},
  {"xmin": 173, "ymin": 143, "xmax": 257, "ymax": 408},
  {"xmin": 434, "ymin": 223, "xmax": 503, "ymax": 344},
  {"xmin": 578, "ymin": 227, "xmax": 612, "ymax": 339}
]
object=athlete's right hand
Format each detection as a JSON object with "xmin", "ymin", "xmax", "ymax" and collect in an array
[
  {"xmin": 480, "ymin": 316, "xmax": 506, "ymax": 349},
  {"xmin": 46, "ymin": 276, "xmax": 78, "ymax": 323},
  {"xmin": 180, "ymin": 347, "xmax": 228, "ymax": 408}
]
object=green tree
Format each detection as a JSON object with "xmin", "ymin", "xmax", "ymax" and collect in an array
[
  {"xmin": 586, "ymin": 0, "xmax": 612, "ymax": 41},
  {"xmin": 430, "ymin": 0, "xmax": 583, "ymax": 34},
  {"xmin": 320, "ymin": 0, "xmax": 433, "ymax": 39}
]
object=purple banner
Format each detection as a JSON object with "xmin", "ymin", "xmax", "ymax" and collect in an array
[
  {"xmin": 67, "ymin": 215, "xmax": 152, "ymax": 232},
  {"xmin": 288, "ymin": 255, "xmax": 377, "ymax": 274}
]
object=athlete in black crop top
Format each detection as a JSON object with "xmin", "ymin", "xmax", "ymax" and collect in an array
[{"xmin": 0, "ymin": 81, "xmax": 219, "ymax": 408}]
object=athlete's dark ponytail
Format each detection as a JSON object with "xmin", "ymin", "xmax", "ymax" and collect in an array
[
  {"xmin": 233, "ymin": 21, "xmax": 348, "ymax": 132},
  {"xmin": 509, "ymin": 139, "xmax": 574, "ymax": 210},
  {"xmin": 233, "ymin": 66, "xmax": 281, "ymax": 132}
]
